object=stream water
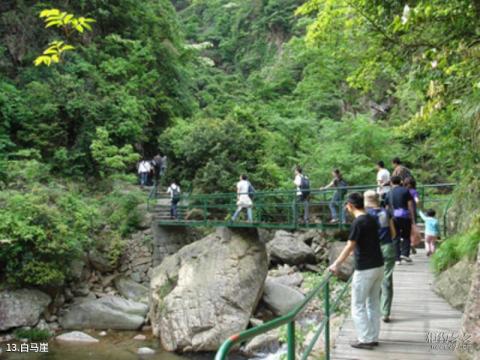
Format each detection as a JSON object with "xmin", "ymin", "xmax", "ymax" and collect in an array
[
  {"xmin": 0, "ymin": 331, "xmax": 260, "ymax": 360},
  {"xmin": 0, "ymin": 335, "xmax": 288, "ymax": 360},
  {"xmin": 1, "ymin": 331, "xmax": 206, "ymax": 360}
]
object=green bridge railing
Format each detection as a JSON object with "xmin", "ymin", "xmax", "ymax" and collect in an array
[
  {"xmin": 215, "ymin": 272, "xmax": 352, "ymax": 360},
  {"xmin": 148, "ymin": 183, "xmax": 456, "ymax": 233}
]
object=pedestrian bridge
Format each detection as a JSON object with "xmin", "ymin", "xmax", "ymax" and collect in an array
[{"xmin": 148, "ymin": 183, "xmax": 455, "ymax": 232}]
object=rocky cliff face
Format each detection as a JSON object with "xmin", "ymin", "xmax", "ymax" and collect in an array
[
  {"xmin": 458, "ymin": 247, "xmax": 480, "ymax": 359},
  {"xmin": 149, "ymin": 227, "xmax": 268, "ymax": 352}
]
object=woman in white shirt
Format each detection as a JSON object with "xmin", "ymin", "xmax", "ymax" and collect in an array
[
  {"xmin": 231, "ymin": 175, "xmax": 253, "ymax": 223},
  {"xmin": 138, "ymin": 160, "xmax": 151, "ymax": 187}
]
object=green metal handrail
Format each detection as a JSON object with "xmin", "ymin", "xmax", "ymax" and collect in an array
[
  {"xmin": 148, "ymin": 183, "xmax": 456, "ymax": 230},
  {"xmin": 215, "ymin": 272, "xmax": 352, "ymax": 360},
  {"xmin": 146, "ymin": 181, "xmax": 158, "ymax": 211},
  {"xmin": 171, "ymin": 183, "xmax": 456, "ymax": 200}
]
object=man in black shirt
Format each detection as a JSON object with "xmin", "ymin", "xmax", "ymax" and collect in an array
[
  {"xmin": 329, "ymin": 193, "xmax": 384, "ymax": 350},
  {"xmin": 387, "ymin": 176, "xmax": 415, "ymax": 264}
]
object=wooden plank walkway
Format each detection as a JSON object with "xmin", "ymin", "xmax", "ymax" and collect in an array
[{"xmin": 332, "ymin": 248, "xmax": 463, "ymax": 360}]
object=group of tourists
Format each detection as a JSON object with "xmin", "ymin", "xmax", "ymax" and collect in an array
[
  {"xmin": 137, "ymin": 154, "xmax": 167, "ymax": 187},
  {"xmin": 329, "ymin": 157, "xmax": 440, "ymax": 351},
  {"xmin": 231, "ymin": 166, "xmax": 349, "ymax": 225},
  {"xmin": 155, "ymin": 157, "xmax": 442, "ymax": 351}
]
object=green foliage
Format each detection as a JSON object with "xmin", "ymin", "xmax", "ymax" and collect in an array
[
  {"xmin": 299, "ymin": 116, "xmax": 403, "ymax": 186},
  {"xmin": 14, "ymin": 328, "xmax": 51, "ymax": 341},
  {"xmin": 1, "ymin": 0, "xmax": 193, "ymax": 177},
  {"xmin": 101, "ymin": 186, "xmax": 144, "ymax": 237},
  {"xmin": 35, "ymin": 8, "xmax": 95, "ymax": 66},
  {"xmin": 432, "ymin": 226, "xmax": 480, "ymax": 274},
  {"xmin": 0, "ymin": 187, "xmax": 97, "ymax": 287},
  {"xmin": 299, "ymin": 0, "xmax": 480, "ymax": 180},
  {"xmin": 0, "ymin": 157, "xmax": 145, "ymax": 287},
  {"xmin": 34, "ymin": 41, "xmax": 76, "ymax": 66},
  {"xmin": 161, "ymin": 112, "xmax": 266, "ymax": 193},
  {"xmin": 1, "ymin": 0, "xmax": 480, "ymax": 287},
  {"xmin": 90, "ymin": 127, "xmax": 140, "ymax": 178}
]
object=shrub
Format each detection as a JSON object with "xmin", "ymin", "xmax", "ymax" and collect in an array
[
  {"xmin": 0, "ymin": 189, "xmax": 98, "ymax": 287},
  {"xmin": 432, "ymin": 227, "xmax": 480, "ymax": 274},
  {"xmin": 14, "ymin": 328, "xmax": 51, "ymax": 341}
]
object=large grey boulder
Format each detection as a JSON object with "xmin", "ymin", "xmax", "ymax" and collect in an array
[
  {"xmin": 262, "ymin": 277, "xmax": 305, "ymax": 315},
  {"xmin": 114, "ymin": 276, "xmax": 148, "ymax": 304},
  {"xmin": 434, "ymin": 259, "xmax": 474, "ymax": 311},
  {"xmin": 328, "ymin": 241, "xmax": 354, "ymax": 281},
  {"xmin": 150, "ymin": 227, "xmax": 268, "ymax": 352},
  {"xmin": 0, "ymin": 289, "xmax": 51, "ymax": 331},
  {"xmin": 267, "ymin": 230, "xmax": 315, "ymax": 265},
  {"xmin": 59, "ymin": 295, "xmax": 148, "ymax": 330}
]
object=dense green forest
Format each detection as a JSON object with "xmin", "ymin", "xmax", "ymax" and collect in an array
[{"xmin": 0, "ymin": 0, "xmax": 479, "ymax": 287}]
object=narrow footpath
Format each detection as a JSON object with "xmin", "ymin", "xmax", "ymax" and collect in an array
[{"xmin": 332, "ymin": 248, "xmax": 463, "ymax": 360}]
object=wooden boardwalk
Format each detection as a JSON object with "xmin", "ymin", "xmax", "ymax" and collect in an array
[{"xmin": 332, "ymin": 248, "xmax": 463, "ymax": 360}]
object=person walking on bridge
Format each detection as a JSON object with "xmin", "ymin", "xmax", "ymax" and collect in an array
[
  {"xmin": 419, "ymin": 209, "xmax": 440, "ymax": 256},
  {"xmin": 329, "ymin": 192, "xmax": 384, "ymax": 350},
  {"xmin": 404, "ymin": 177, "xmax": 421, "ymax": 254},
  {"xmin": 391, "ymin": 157, "xmax": 414, "ymax": 184},
  {"xmin": 376, "ymin": 161, "xmax": 390, "ymax": 205},
  {"xmin": 322, "ymin": 169, "xmax": 347, "ymax": 223},
  {"xmin": 387, "ymin": 176, "xmax": 416, "ymax": 264},
  {"xmin": 293, "ymin": 166, "xmax": 310, "ymax": 225},
  {"xmin": 167, "ymin": 180, "xmax": 181, "ymax": 220},
  {"xmin": 231, "ymin": 175, "xmax": 253, "ymax": 223},
  {"xmin": 153, "ymin": 154, "xmax": 162, "ymax": 184},
  {"xmin": 364, "ymin": 190, "xmax": 396, "ymax": 323},
  {"xmin": 138, "ymin": 159, "xmax": 152, "ymax": 188}
]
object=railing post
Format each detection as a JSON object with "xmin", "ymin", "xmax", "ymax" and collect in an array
[
  {"xmin": 287, "ymin": 321, "xmax": 296, "ymax": 360},
  {"xmin": 292, "ymin": 192, "xmax": 298, "ymax": 229},
  {"xmin": 324, "ymin": 280, "xmax": 330, "ymax": 360},
  {"xmin": 420, "ymin": 185, "xmax": 425, "ymax": 207},
  {"xmin": 203, "ymin": 198, "xmax": 207, "ymax": 222}
]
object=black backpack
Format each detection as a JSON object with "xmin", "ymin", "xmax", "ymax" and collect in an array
[
  {"xmin": 171, "ymin": 187, "xmax": 181, "ymax": 204},
  {"xmin": 300, "ymin": 175, "xmax": 311, "ymax": 198}
]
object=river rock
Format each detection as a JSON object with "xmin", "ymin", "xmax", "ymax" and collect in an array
[
  {"xmin": 242, "ymin": 329, "xmax": 280, "ymax": 356},
  {"xmin": 262, "ymin": 277, "xmax": 305, "ymax": 315},
  {"xmin": 137, "ymin": 347, "xmax": 155, "ymax": 355},
  {"xmin": 70, "ymin": 259, "xmax": 86, "ymax": 280},
  {"xmin": 35, "ymin": 319, "xmax": 50, "ymax": 331},
  {"xmin": 72, "ymin": 283, "xmax": 91, "ymax": 297},
  {"xmin": 150, "ymin": 227, "xmax": 268, "ymax": 352},
  {"xmin": 267, "ymin": 230, "xmax": 316, "ymax": 265},
  {"xmin": 434, "ymin": 258, "xmax": 474, "ymax": 310},
  {"xmin": 59, "ymin": 295, "xmax": 148, "ymax": 330},
  {"xmin": 89, "ymin": 250, "xmax": 116, "ymax": 273},
  {"xmin": 271, "ymin": 273, "xmax": 304, "ymax": 288},
  {"xmin": 328, "ymin": 241, "xmax": 354, "ymax": 281},
  {"xmin": 56, "ymin": 331, "xmax": 99, "ymax": 343},
  {"xmin": 114, "ymin": 276, "xmax": 148, "ymax": 303},
  {"xmin": 0, "ymin": 289, "xmax": 51, "ymax": 331}
]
